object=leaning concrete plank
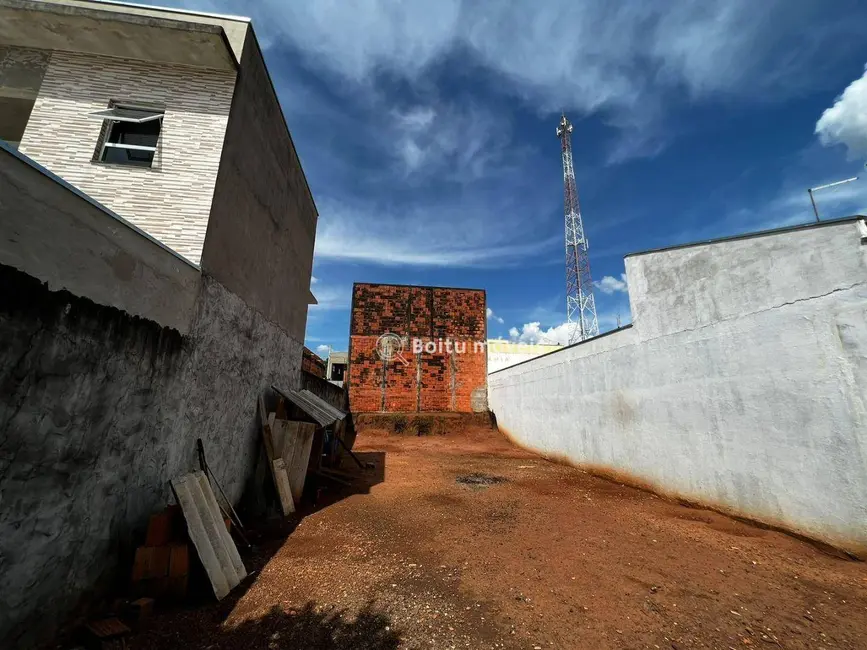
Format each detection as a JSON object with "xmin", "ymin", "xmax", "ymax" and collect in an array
[
  {"xmin": 195, "ymin": 473, "xmax": 246, "ymax": 582},
  {"xmin": 171, "ymin": 472, "xmax": 245, "ymax": 600},
  {"xmin": 171, "ymin": 473, "xmax": 230, "ymax": 599},
  {"xmin": 287, "ymin": 422, "xmax": 316, "ymax": 504},
  {"xmin": 272, "ymin": 458, "xmax": 296, "ymax": 515},
  {"xmin": 187, "ymin": 476, "xmax": 239, "ymax": 591}
]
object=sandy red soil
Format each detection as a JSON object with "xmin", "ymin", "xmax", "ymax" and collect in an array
[{"xmin": 132, "ymin": 425, "xmax": 867, "ymax": 649}]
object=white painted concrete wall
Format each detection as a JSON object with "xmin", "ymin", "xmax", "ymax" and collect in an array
[
  {"xmin": 19, "ymin": 50, "xmax": 235, "ymax": 264},
  {"xmin": 0, "ymin": 141, "xmax": 200, "ymax": 333},
  {"xmin": 488, "ymin": 219, "xmax": 867, "ymax": 555}
]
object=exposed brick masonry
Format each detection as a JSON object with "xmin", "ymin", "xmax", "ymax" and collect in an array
[
  {"xmin": 302, "ymin": 346, "xmax": 326, "ymax": 378},
  {"xmin": 349, "ymin": 283, "xmax": 487, "ymax": 413}
]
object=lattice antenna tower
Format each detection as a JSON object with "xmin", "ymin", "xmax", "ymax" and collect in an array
[{"xmin": 557, "ymin": 114, "xmax": 599, "ymax": 344}]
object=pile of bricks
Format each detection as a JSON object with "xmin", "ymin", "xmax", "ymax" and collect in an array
[
  {"xmin": 348, "ymin": 283, "xmax": 487, "ymax": 413},
  {"xmin": 130, "ymin": 506, "xmax": 190, "ymax": 600}
]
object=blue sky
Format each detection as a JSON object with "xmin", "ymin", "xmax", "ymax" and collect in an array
[{"xmin": 154, "ymin": 0, "xmax": 867, "ymax": 352}]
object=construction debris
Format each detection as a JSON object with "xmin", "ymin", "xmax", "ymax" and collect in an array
[
  {"xmin": 126, "ymin": 598, "xmax": 155, "ymax": 627},
  {"xmin": 277, "ymin": 420, "xmax": 317, "ymax": 504},
  {"xmin": 258, "ymin": 394, "xmax": 316, "ymax": 514},
  {"xmin": 170, "ymin": 472, "xmax": 246, "ymax": 600},
  {"xmin": 196, "ymin": 438, "xmax": 251, "ymax": 551},
  {"xmin": 83, "ymin": 617, "xmax": 131, "ymax": 649},
  {"xmin": 271, "ymin": 385, "xmax": 346, "ymax": 428},
  {"xmin": 130, "ymin": 507, "xmax": 189, "ymax": 601}
]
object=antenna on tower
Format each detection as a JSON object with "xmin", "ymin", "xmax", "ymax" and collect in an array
[{"xmin": 557, "ymin": 114, "xmax": 599, "ymax": 344}]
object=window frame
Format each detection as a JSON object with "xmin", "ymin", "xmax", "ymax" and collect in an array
[
  {"xmin": 91, "ymin": 102, "xmax": 164, "ymax": 168},
  {"xmin": 330, "ymin": 363, "xmax": 346, "ymax": 382}
]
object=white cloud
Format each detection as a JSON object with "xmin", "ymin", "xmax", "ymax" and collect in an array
[
  {"xmin": 508, "ymin": 311, "xmax": 631, "ymax": 345},
  {"xmin": 508, "ymin": 321, "xmax": 574, "ymax": 346},
  {"xmin": 390, "ymin": 102, "xmax": 521, "ymax": 181},
  {"xmin": 308, "ymin": 281, "xmax": 351, "ymax": 310},
  {"xmin": 486, "ymin": 307, "xmax": 504, "ymax": 324},
  {"xmin": 267, "ymin": 71, "xmax": 555, "ymax": 268},
  {"xmin": 315, "ymin": 344, "xmax": 330, "ymax": 356},
  {"xmin": 155, "ymin": 0, "xmax": 862, "ymax": 161},
  {"xmin": 594, "ymin": 273, "xmax": 628, "ymax": 295},
  {"xmin": 313, "ymin": 198, "xmax": 560, "ymax": 267},
  {"xmin": 277, "ymin": 2, "xmax": 838, "ymax": 102},
  {"xmin": 310, "ymin": 276, "xmax": 319, "ymax": 284},
  {"xmin": 816, "ymin": 65, "xmax": 867, "ymax": 159}
]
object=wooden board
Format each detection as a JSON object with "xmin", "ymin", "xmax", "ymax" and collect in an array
[
  {"xmin": 171, "ymin": 472, "xmax": 246, "ymax": 600},
  {"xmin": 258, "ymin": 395, "xmax": 276, "ymax": 461},
  {"xmin": 272, "ymin": 458, "xmax": 296, "ymax": 515},
  {"xmin": 283, "ymin": 421, "xmax": 316, "ymax": 504},
  {"xmin": 270, "ymin": 419, "xmax": 289, "ymax": 458},
  {"xmin": 258, "ymin": 395, "xmax": 290, "ymax": 514}
]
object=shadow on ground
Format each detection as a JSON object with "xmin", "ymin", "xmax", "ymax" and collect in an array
[
  {"xmin": 306, "ymin": 450, "xmax": 385, "ymax": 511},
  {"xmin": 132, "ymin": 601, "xmax": 400, "ymax": 650},
  {"xmin": 128, "ymin": 446, "xmax": 395, "ymax": 650}
]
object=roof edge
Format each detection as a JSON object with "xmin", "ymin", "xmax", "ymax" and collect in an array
[
  {"xmin": 352, "ymin": 281, "xmax": 486, "ymax": 293},
  {"xmin": 625, "ymin": 215, "xmax": 867, "ymax": 259},
  {"xmin": 89, "ymin": 0, "xmax": 250, "ymax": 23},
  {"xmin": 488, "ymin": 324, "xmax": 634, "ymax": 376}
]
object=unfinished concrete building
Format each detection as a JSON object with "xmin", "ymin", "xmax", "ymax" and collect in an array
[
  {"xmin": 326, "ymin": 349, "xmax": 348, "ymax": 387},
  {"xmin": 349, "ymin": 283, "xmax": 488, "ymax": 413},
  {"xmin": 0, "ymin": 1, "xmax": 317, "ymax": 646}
]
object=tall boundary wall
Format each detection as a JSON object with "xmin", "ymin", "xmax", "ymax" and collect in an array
[
  {"xmin": 0, "ymin": 140, "xmax": 306, "ymax": 645},
  {"xmin": 488, "ymin": 217, "xmax": 867, "ymax": 556}
]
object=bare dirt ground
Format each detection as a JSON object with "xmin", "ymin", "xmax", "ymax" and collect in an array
[{"xmin": 133, "ymin": 425, "xmax": 867, "ymax": 649}]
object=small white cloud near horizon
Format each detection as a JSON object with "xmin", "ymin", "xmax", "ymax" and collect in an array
[
  {"xmin": 594, "ymin": 273, "xmax": 628, "ymax": 294},
  {"xmin": 508, "ymin": 321, "xmax": 574, "ymax": 346},
  {"xmin": 315, "ymin": 344, "xmax": 330, "ymax": 356},
  {"xmin": 486, "ymin": 307, "xmax": 505, "ymax": 324},
  {"xmin": 508, "ymin": 308, "xmax": 632, "ymax": 345},
  {"xmin": 816, "ymin": 65, "xmax": 867, "ymax": 159}
]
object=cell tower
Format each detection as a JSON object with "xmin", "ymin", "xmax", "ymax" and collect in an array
[{"xmin": 557, "ymin": 114, "xmax": 599, "ymax": 344}]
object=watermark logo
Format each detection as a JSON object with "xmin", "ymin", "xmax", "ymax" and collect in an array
[
  {"xmin": 375, "ymin": 333, "xmax": 409, "ymax": 366},
  {"xmin": 375, "ymin": 333, "xmax": 557, "ymax": 365}
]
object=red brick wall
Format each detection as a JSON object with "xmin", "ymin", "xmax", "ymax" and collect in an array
[
  {"xmin": 348, "ymin": 283, "xmax": 487, "ymax": 413},
  {"xmin": 301, "ymin": 347, "xmax": 326, "ymax": 378}
]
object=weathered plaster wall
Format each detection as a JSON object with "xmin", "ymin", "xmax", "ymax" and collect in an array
[
  {"xmin": 18, "ymin": 50, "xmax": 235, "ymax": 264},
  {"xmin": 0, "ymin": 29, "xmax": 317, "ymax": 646},
  {"xmin": 0, "ymin": 266, "xmax": 302, "ymax": 649},
  {"xmin": 0, "ymin": 46, "xmax": 47, "ymax": 145},
  {"xmin": 488, "ymin": 218, "xmax": 867, "ymax": 555},
  {"xmin": 201, "ymin": 30, "xmax": 317, "ymax": 340},
  {"xmin": 0, "ymin": 143, "xmax": 200, "ymax": 333}
]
